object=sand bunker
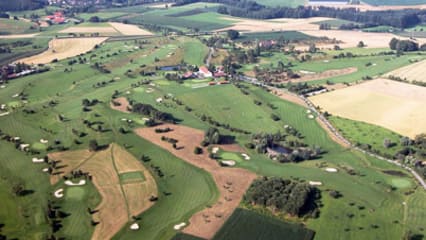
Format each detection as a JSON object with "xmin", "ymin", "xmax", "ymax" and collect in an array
[
  {"xmin": 325, "ymin": 167, "xmax": 338, "ymax": 173},
  {"xmin": 174, "ymin": 222, "xmax": 186, "ymax": 230},
  {"xmin": 32, "ymin": 158, "xmax": 44, "ymax": 163},
  {"xmin": 309, "ymin": 181, "xmax": 322, "ymax": 186},
  {"xmin": 54, "ymin": 188, "xmax": 64, "ymax": 198},
  {"xmin": 65, "ymin": 179, "xmax": 86, "ymax": 186},
  {"xmin": 221, "ymin": 160, "xmax": 236, "ymax": 167},
  {"xmin": 130, "ymin": 223, "xmax": 140, "ymax": 230}
]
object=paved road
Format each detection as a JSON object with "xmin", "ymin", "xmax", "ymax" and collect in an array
[{"xmin": 238, "ymin": 75, "xmax": 426, "ymax": 190}]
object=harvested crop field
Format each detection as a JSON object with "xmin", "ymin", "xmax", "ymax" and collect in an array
[
  {"xmin": 297, "ymin": 67, "xmax": 357, "ymax": 82},
  {"xmin": 18, "ymin": 37, "xmax": 107, "ymax": 64},
  {"xmin": 310, "ymin": 78, "xmax": 426, "ymax": 138},
  {"xmin": 307, "ymin": 2, "xmax": 426, "ymax": 11},
  {"xmin": 109, "ymin": 22, "xmax": 153, "ymax": 35},
  {"xmin": 48, "ymin": 143, "xmax": 157, "ymax": 240},
  {"xmin": 218, "ymin": 16, "xmax": 426, "ymax": 48},
  {"xmin": 387, "ymin": 59, "xmax": 426, "ymax": 83},
  {"xmin": 135, "ymin": 124, "xmax": 257, "ymax": 239}
]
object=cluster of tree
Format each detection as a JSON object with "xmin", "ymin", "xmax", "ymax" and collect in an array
[
  {"xmin": 389, "ymin": 38, "xmax": 426, "ymax": 52},
  {"xmin": 283, "ymin": 82, "xmax": 326, "ymax": 96},
  {"xmin": 199, "ymin": 113, "xmax": 251, "ymax": 134},
  {"xmin": 0, "ymin": 0, "xmax": 46, "ymax": 11},
  {"xmin": 0, "ymin": 12, "xmax": 9, "ymax": 18},
  {"xmin": 203, "ymin": 127, "xmax": 221, "ymax": 145},
  {"xmin": 244, "ymin": 177, "xmax": 321, "ymax": 217},
  {"xmin": 131, "ymin": 102, "xmax": 176, "ymax": 123},
  {"xmin": 88, "ymin": 139, "xmax": 108, "ymax": 152},
  {"xmin": 247, "ymin": 130, "xmax": 322, "ymax": 162}
]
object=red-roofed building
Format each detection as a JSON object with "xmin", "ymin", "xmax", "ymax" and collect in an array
[
  {"xmin": 45, "ymin": 12, "xmax": 66, "ymax": 24},
  {"xmin": 197, "ymin": 66, "xmax": 212, "ymax": 78}
]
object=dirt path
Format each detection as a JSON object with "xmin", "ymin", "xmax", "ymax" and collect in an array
[{"xmin": 135, "ymin": 124, "xmax": 257, "ymax": 239}]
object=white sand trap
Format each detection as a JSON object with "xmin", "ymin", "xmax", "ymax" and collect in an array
[
  {"xmin": 173, "ymin": 222, "xmax": 186, "ymax": 230},
  {"xmin": 40, "ymin": 139, "xmax": 48, "ymax": 144},
  {"xmin": 42, "ymin": 168, "xmax": 49, "ymax": 172},
  {"xmin": 130, "ymin": 223, "xmax": 140, "ymax": 230},
  {"xmin": 20, "ymin": 144, "xmax": 30, "ymax": 151},
  {"xmin": 241, "ymin": 153, "xmax": 251, "ymax": 160},
  {"xmin": 54, "ymin": 188, "xmax": 64, "ymax": 198},
  {"xmin": 12, "ymin": 93, "xmax": 20, "ymax": 98},
  {"xmin": 0, "ymin": 112, "xmax": 9, "ymax": 117},
  {"xmin": 13, "ymin": 137, "xmax": 20, "ymax": 141},
  {"xmin": 32, "ymin": 158, "xmax": 45, "ymax": 163},
  {"xmin": 309, "ymin": 181, "xmax": 322, "ymax": 186},
  {"xmin": 149, "ymin": 83, "xmax": 156, "ymax": 86},
  {"xmin": 121, "ymin": 118, "xmax": 127, "ymax": 121},
  {"xmin": 0, "ymin": 104, "xmax": 5, "ymax": 110},
  {"xmin": 325, "ymin": 167, "xmax": 338, "ymax": 173},
  {"xmin": 0, "ymin": 85, "xmax": 6, "ymax": 89},
  {"xmin": 65, "ymin": 179, "xmax": 86, "ymax": 186},
  {"xmin": 156, "ymin": 98, "xmax": 163, "ymax": 103},
  {"xmin": 221, "ymin": 160, "xmax": 236, "ymax": 167},
  {"xmin": 308, "ymin": 114, "xmax": 315, "ymax": 119},
  {"xmin": 126, "ymin": 91, "xmax": 131, "ymax": 94},
  {"xmin": 306, "ymin": 110, "xmax": 311, "ymax": 114},
  {"xmin": 284, "ymin": 125, "xmax": 289, "ymax": 128},
  {"xmin": 142, "ymin": 117, "xmax": 150, "ymax": 121},
  {"xmin": 212, "ymin": 147, "xmax": 219, "ymax": 154},
  {"xmin": 146, "ymin": 88, "xmax": 154, "ymax": 93}
]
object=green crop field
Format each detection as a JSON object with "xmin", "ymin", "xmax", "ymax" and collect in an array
[
  {"xmin": 237, "ymin": 31, "xmax": 316, "ymax": 41},
  {"xmin": 212, "ymin": 208, "xmax": 315, "ymax": 240},
  {"xmin": 0, "ymin": 19, "xmax": 38, "ymax": 35},
  {"xmin": 362, "ymin": 0, "xmax": 426, "ymax": 5}
]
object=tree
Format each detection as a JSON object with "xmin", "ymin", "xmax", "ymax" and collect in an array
[
  {"xmin": 88, "ymin": 140, "xmax": 99, "ymax": 152},
  {"xmin": 308, "ymin": 43, "xmax": 317, "ymax": 53},
  {"xmin": 194, "ymin": 146, "xmax": 203, "ymax": 154},
  {"xmin": 89, "ymin": 16, "xmax": 101, "ymax": 23},
  {"xmin": 227, "ymin": 29, "xmax": 240, "ymax": 40},
  {"xmin": 357, "ymin": 41, "xmax": 365, "ymax": 48}
]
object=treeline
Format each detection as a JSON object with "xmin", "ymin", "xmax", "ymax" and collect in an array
[
  {"xmin": 0, "ymin": 0, "xmax": 46, "ymax": 11},
  {"xmin": 244, "ymin": 177, "xmax": 321, "ymax": 217},
  {"xmin": 174, "ymin": 0, "xmax": 424, "ymax": 28}
]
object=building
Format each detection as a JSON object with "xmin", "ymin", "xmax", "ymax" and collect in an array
[{"xmin": 197, "ymin": 66, "xmax": 213, "ymax": 78}]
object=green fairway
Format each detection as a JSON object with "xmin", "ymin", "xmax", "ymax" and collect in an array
[
  {"xmin": 328, "ymin": 116, "xmax": 404, "ymax": 158},
  {"xmin": 390, "ymin": 178, "xmax": 412, "ymax": 189},
  {"xmin": 66, "ymin": 187, "xmax": 86, "ymax": 200}
]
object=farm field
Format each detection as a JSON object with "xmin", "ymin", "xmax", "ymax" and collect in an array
[
  {"xmin": 0, "ymin": 18, "xmax": 38, "ymax": 35},
  {"xmin": 212, "ymin": 208, "xmax": 315, "ymax": 240},
  {"xmin": 386, "ymin": 59, "xmax": 426, "ymax": 82},
  {"xmin": 310, "ymin": 78, "xmax": 426, "ymax": 138},
  {"xmin": 17, "ymin": 37, "xmax": 107, "ymax": 64},
  {"xmin": 0, "ymin": 38, "xmax": 50, "ymax": 65}
]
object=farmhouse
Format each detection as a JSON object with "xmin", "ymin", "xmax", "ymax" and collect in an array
[
  {"xmin": 197, "ymin": 66, "xmax": 213, "ymax": 78},
  {"xmin": 45, "ymin": 12, "xmax": 66, "ymax": 24}
]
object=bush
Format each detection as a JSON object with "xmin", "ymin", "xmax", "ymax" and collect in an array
[{"xmin": 194, "ymin": 146, "xmax": 203, "ymax": 155}]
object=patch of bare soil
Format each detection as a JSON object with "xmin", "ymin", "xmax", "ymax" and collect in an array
[
  {"xmin": 135, "ymin": 124, "xmax": 257, "ymax": 239},
  {"xmin": 110, "ymin": 97, "xmax": 130, "ymax": 113}
]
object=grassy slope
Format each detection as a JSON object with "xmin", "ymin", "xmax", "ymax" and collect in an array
[
  {"xmin": 329, "ymin": 116, "xmax": 404, "ymax": 157},
  {"xmin": 0, "ymin": 36, "xmax": 218, "ymax": 240},
  {"xmin": 0, "ymin": 18, "xmax": 37, "ymax": 35}
]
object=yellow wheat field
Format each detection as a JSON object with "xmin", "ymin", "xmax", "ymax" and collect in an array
[{"xmin": 310, "ymin": 78, "xmax": 426, "ymax": 138}]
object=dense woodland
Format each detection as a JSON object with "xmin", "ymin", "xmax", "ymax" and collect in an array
[
  {"xmin": 244, "ymin": 177, "xmax": 321, "ymax": 217},
  {"xmin": 0, "ymin": 0, "xmax": 46, "ymax": 11}
]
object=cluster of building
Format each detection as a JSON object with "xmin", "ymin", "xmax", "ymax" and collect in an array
[
  {"xmin": 44, "ymin": 11, "xmax": 66, "ymax": 24},
  {"xmin": 182, "ymin": 66, "xmax": 227, "ymax": 79}
]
